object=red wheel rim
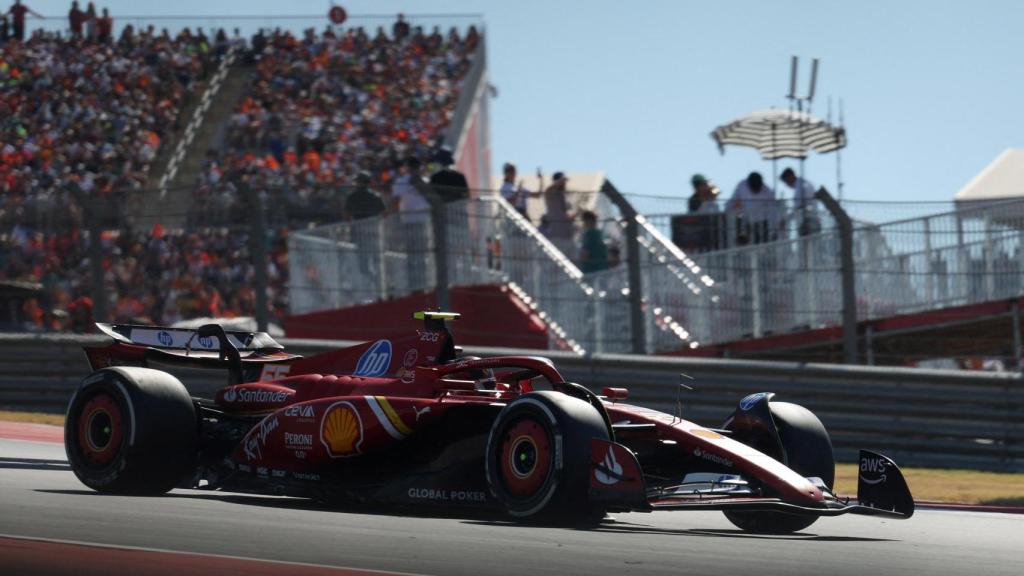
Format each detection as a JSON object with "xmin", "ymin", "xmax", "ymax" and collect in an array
[
  {"xmin": 77, "ymin": 394, "xmax": 124, "ymax": 466},
  {"xmin": 499, "ymin": 419, "xmax": 552, "ymax": 497}
]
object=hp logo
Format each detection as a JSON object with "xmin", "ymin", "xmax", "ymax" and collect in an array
[{"xmin": 354, "ymin": 340, "xmax": 392, "ymax": 377}]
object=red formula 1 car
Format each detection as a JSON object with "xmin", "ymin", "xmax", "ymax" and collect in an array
[{"xmin": 65, "ymin": 312, "xmax": 914, "ymax": 533}]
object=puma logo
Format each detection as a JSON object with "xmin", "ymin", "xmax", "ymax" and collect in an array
[{"xmin": 414, "ymin": 405, "xmax": 431, "ymax": 421}]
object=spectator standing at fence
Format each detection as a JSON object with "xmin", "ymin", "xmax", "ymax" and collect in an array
[
  {"xmin": 429, "ymin": 146, "xmax": 469, "ymax": 203},
  {"xmin": 0, "ymin": 13, "xmax": 8, "ymax": 43},
  {"xmin": 500, "ymin": 162, "xmax": 531, "ymax": 216},
  {"xmin": 687, "ymin": 174, "xmax": 720, "ymax": 214},
  {"xmin": 391, "ymin": 157, "xmax": 431, "ymax": 291},
  {"xmin": 84, "ymin": 2, "xmax": 96, "ymax": 42},
  {"xmin": 345, "ymin": 171, "xmax": 387, "ymax": 285},
  {"xmin": 97, "ymin": 7, "xmax": 112, "ymax": 43},
  {"xmin": 579, "ymin": 210, "xmax": 609, "ymax": 273},
  {"xmin": 344, "ymin": 171, "xmax": 386, "ymax": 221},
  {"xmin": 727, "ymin": 171, "xmax": 779, "ymax": 245},
  {"xmin": 6, "ymin": 0, "xmax": 42, "ymax": 42},
  {"xmin": 781, "ymin": 167, "xmax": 820, "ymax": 236},
  {"xmin": 393, "ymin": 13, "xmax": 410, "ymax": 40},
  {"xmin": 544, "ymin": 172, "xmax": 575, "ymax": 256},
  {"xmin": 68, "ymin": 1, "xmax": 84, "ymax": 38}
]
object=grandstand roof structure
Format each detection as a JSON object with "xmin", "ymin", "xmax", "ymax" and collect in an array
[{"xmin": 954, "ymin": 148, "xmax": 1024, "ymax": 204}]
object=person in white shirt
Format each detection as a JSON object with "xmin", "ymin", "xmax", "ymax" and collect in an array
[
  {"xmin": 781, "ymin": 167, "xmax": 820, "ymax": 236},
  {"xmin": 499, "ymin": 162, "xmax": 531, "ymax": 216},
  {"xmin": 390, "ymin": 157, "xmax": 431, "ymax": 291},
  {"xmin": 726, "ymin": 171, "xmax": 779, "ymax": 245}
]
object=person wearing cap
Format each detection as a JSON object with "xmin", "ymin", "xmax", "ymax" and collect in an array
[
  {"xmin": 544, "ymin": 171, "xmax": 575, "ymax": 256},
  {"xmin": 687, "ymin": 173, "xmax": 720, "ymax": 215},
  {"xmin": 429, "ymin": 145, "xmax": 469, "ymax": 203},
  {"xmin": 780, "ymin": 167, "xmax": 820, "ymax": 236},
  {"xmin": 344, "ymin": 171, "xmax": 386, "ymax": 221},
  {"xmin": 727, "ymin": 171, "xmax": 779, "ymax": 245}
]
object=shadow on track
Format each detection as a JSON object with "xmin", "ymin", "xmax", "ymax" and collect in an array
[
  {"xmin": 459, "ymin": 519, "xmax": 897, "ymax": 542},
  {"xmin": 0, "ymin": 458, "xmax": 70, "ymax": 471},
  {"xmin": 32, "ymin": 488, "xmax": 894, "ymax": 541}
]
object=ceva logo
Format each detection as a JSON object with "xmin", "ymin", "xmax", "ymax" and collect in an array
[{"xmin": 354, "ymin": 340, "xmax": 392, "ymax": 377}]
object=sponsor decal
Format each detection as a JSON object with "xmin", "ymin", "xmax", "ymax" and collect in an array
[
  {"xmin": 293, "ymin": 472, "xmax": 321, "ymax": 481},
  {"xmin": 398, "ymin": 367, "xmax": 416, "ymax": 384},
  {"xmin": 693, "ymin": 446, "xmax": 734, "ymax": 468},
  {"xmin": 322, "ymin": 401, "xmax": 364, "ymax": 458},
  {"xmin": 284, "ymin": 404, "xmax": 315, "ymax": 420},
  {"xmin": 243, "ymin": 416, "xmax": 279, "ymax": 460},
  {"xmin": 284, "ymin": 431, "xmax": 314, "ymax": 451},
  {"xmin": 418, "ymin": 331, "xmax": 440, "ymax": 343},
  {"xmin": 354, "ymin": 340, "xmax": 392, "ymax": 377},
  {"xmin": 739, "ymin": 392, "xmax": 768, "ymax": 411},
  {"xmin": 256, "ymin": 467, "xmax": 268, "ymax": 478},
  {"xmin": 399, "ymin": 349, "xmax": 418, "ymax": 383},
  {"xmin": 691, "ymin": 428, "xmax": 725, "ymax": 441},
  {"xmin": 859, "ymin": 456, "xmax": 888, "ymax": 485},
  {"xmin": 271, "ymin": 469, "xmax": 287, "ymax": 478},
  {"xmin": 407, "ymin": 488, "xmax": 488, "ymax": 502},
  {"xmin": 413, "ymin": 405, "xmax": 431, "ymax": 422},
  {"xmin": 157, "ymin": 331, "xmax": 173, "ymax": 347},
  {"xmin": 223, "ymin": 387, "xmax": 291, "ymax": 405},
  {"xmin": 366, "ymin": 396, "xmax": 413, "ymax": 440},
  {"xmin": 260, "ymin": 364, "xmax": 291, "ymax": 381},
  {"xmin": 594, "ymin": 446, "xmax": 623, "ymax": 486},
  {"xmin": 197, "ymin": 335, "xmax": 214, "ymax": 349},
  {"xmin": 237, "ymin": 464, "xmax": 251, "ymax": 473}
]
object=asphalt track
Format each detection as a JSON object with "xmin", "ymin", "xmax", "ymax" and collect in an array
[{"xmin": 1, "ymin": 437, "xmax": 1022, "ymax": 576}]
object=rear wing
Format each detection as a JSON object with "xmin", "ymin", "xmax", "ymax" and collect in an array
[{"xmin": 96, "ymin": 323, "xmax": 284, "ymax": 353}]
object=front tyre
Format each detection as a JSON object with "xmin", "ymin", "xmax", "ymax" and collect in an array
[
  {"xmin": 485, "ymin": 391, "xmax": 609, "ymax": 521},
  {"xmin": 724, "ymin": 401, "xmax": 834, "ymax": 534},
  {"xmin": 65, "ymin": 367, "xmax": 198, "ymax": 494}
]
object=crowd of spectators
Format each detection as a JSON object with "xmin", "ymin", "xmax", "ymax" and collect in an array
[
  {"xmin": 1, "ymin": 19, "xmax": 226, "ymax": 330},
  {"xmin": 2, "ymin": 14, "xmax": 483, "ymax": 331},
  {"xmin": 190, "ymin": 23, "xmax": 480, "ymax": 227}
]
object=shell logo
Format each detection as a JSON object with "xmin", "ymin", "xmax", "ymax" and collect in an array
[{"xmin": 321, "ymin": 401, "xmax": 363, "ymax": 458}]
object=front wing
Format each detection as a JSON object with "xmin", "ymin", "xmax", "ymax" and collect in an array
[{"xmin": 590, "ymin": 439, "xmax": 914, "ymax": 520}]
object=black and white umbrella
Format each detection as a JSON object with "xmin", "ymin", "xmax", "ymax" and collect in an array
[{"xmin": 711, "ymin": 108, "xmax": 846, "ymax": 160}]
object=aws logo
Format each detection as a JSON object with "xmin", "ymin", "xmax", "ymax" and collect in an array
[{"xmin": 859, "ymin": 457, "xmax": 888, "ymax": 485}]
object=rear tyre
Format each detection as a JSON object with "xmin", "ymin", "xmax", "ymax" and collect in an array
[
  {"xmin": 65, "ymin": 367, "xmax": 198, "ymax": 494},
  {"xmin": 724, "ymin": 401, "xmax": 834, "ymax": 534},
  {"xmin": 485, "ymin": 391, "xmax": 609, "ymax": 522}
]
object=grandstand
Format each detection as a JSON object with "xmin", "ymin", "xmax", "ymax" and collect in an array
[{"xmin": 4, "ymin": 13, "xmax": 1024, "ymax": 371}]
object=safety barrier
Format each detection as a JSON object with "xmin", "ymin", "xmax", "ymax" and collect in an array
[{"xmin": 1, "ymin": 333, "xmax": 1020, "ymax": 472}]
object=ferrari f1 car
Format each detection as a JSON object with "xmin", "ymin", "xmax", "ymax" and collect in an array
[{"xmin": 65, "ymin": 312, "xmax": 914, "ymax": 533}]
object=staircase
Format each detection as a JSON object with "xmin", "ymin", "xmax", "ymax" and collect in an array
[{"xmin": 137, "ymin": 48, "xmax": 251, "ymax": 229}]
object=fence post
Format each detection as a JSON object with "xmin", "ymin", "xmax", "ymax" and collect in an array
[
  {"xmin": 600, "ymin": 182, "xmax": 646, "ymax": 354},
  {"xmin": 430, "ymin": 195, "xmax": 450, "ymax": 311},
  {"xmin": 86, "ymin": 199, "xmax": 108, "ymax": 323},
  {"xmin": 249, "ymin": 185, "xmax": 269, "ymax": 332},
  {"xmin": 816, "ymin": 187, "xmax": 858, "ymax": 364}
]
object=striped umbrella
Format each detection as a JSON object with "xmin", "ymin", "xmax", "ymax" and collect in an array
[{"xmin": 711, "ymin": 108, "xmax": 847, "ymax": 160}]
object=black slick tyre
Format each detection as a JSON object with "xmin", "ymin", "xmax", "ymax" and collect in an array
[
  {"xmin": 485, "ymin": 391, "xmax": 608, "ymax": 522},
  {"xmin": 724, "ymin": 401, "xmax": 834, "ymax": 534},
  {"xmin": 64, "ymin": 367, "xmax": 198, "ymax": 494}
]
